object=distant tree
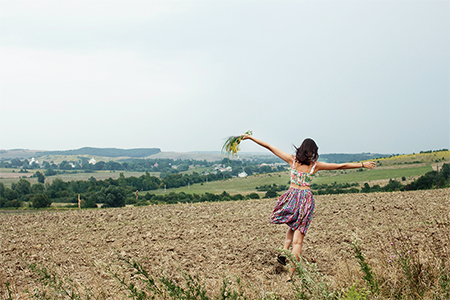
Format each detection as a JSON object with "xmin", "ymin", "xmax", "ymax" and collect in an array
[
  {"xmin": 361, "ymin": 183, "xmax": 371, "ymax": 193},
  {"xmin": 14, "ymin": 179, "xmax": 31, "ymax": 195},
  {"xmin": 177, "ymin": 164, "xmax": 189, "ymax": 172},
  {"xmin": 94, "ymin": 161, "xmax": 106, "ymax": 170},
  {"xmin": 79, "ymin": 194, "xmax": 97, "ymax": 208},
  {"xmin": 11, "ymin": 158, "xmax": 22, "ymax": 168},
  {"xmin": 105, "ymin": 161, "xmax": 123, "ymax": 170},
  {"xmin": 231, "ymin": 167, "xmax": 243, "ymax": 176},
  {"xmin": 35, "ymin": 171, "xmax": 45, "ymax": 184},
  {"xmin": 371, "ymin": 184, "xmax": 382, "ymax": 192},
  {"xmin": 259, "ymin": 166, "xmax": 272, "ymax": 173},
  {"xmin": 0, "ymin": 197, "xmax": 22, "ymax": 208},
  {"xmin": 32, "ymin": 193, "xmax": 52, "ymax": 208},
  {"xmin": 3, "ymin": 188, "xmax": 18, "ymax": 201},
  {"xmin": 50, "ymin": 178, "xmax": 67, "ymax": 192},
  {"xmin": 118, "ymin": 173, "xmax": 126, "ymax": 187},
  {"xmin": 102, "ymin": 186, "xmax": 126, "ymax": 207},
  {"xmin": 277, "ymin": 165, "xmax": 287, "ymax": 172},
  {"xmin": 244, "ymin": 166, "xmax": 253, "ymax": 176},
  {"xmin": 0, "ymin": 183, "xmax": 4, "ymax": 198},
  {"xmin": 44, "ymin": 169, "xmax": 57, "ymax": 176},
  {"xmin": 59, "ymin": 161, "xmax": 73, "ymax": 170},
  {"xmin": 232, "ymin": 194, "xmax": 244, "ymax": 200},
  {"xmin": 22, "ymin": 160, "xmax": 29, "ymax": 169},
  {"xmin": 31, "ymin": 183, "xmax": 45, "ymax": 194},
  {"xmin": 246, "ymin": 193, "xmax": 260, "ymax": 199},
  {"xmin": 382, "ymin": 179, "xmax": 404, "ymax": 192},
  {"xmin": 264, "ymin": 189, "xmax": 278, "ymax": 198}
]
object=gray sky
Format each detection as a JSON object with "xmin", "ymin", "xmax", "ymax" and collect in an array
[{"xmin": 1, "ymin": 0, "xmax": 449, "ymax": 155}]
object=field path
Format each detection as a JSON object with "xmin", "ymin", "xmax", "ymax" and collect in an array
[{"xmin": 1, "ymin": 189, "xmax": 449, "ymax": 298}]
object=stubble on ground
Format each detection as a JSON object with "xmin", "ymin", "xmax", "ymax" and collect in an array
[{"xmin": 1, "ymin": 189, "xmax": 449, "ymax": 298}]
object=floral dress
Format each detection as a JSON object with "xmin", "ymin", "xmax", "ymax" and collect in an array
[{"xmin": 270, "ymin": 160, "xmax": 316, "ymax": 234}]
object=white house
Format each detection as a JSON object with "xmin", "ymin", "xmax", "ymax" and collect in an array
[
  {"xmin": 238, "ymin": 171, "xmax": 248, "ymax": 178},
  {"xmin": 89, "ymin": 157, "xmax": 96, "ymax": 165},
  {"xmin": 213, "ymin": 164, "xmax": 233, "ymax": 173}
]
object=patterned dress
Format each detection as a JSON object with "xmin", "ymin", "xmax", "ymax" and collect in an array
[{"xmin": 270, "ymin": 160, "xmax": 316, "ymax": 234}]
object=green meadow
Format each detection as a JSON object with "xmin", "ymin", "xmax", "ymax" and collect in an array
[
  {"xmin": 0, "ymin": 150, "xmax": 443, "ymax": 193},
  {"xmin": 0, "ymin": 170, "xmax": 158, "ymax": 187},
  {"xmin": 146, "ymin": 165, "xmax": 433, "ymax": 195}
]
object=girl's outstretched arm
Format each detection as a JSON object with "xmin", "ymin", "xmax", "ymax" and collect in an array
[
  {"xmin": 241, "ymin": 134, "xmax": 293, "ymax": 165},
  {"xmin": 315, "ymin": 161, "xmax": 376, "ymax": 173}
]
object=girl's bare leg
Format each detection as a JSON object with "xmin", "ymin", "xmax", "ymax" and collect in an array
[
  {"xmin": 288, "ymin": 229, "xmax": 305, "ymax": 280},
  {"xmin": 284, "ymin": 227, "xmax": 294, "ymax": 250}
]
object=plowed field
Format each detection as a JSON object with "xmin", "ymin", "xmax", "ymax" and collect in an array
[{"xmin": 1, "ymin": 189, "xmax": 449, "ymax": 299}]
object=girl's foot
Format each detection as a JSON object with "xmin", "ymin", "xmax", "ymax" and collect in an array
[{"xmin": 277, "ymin": 254, "xmax": 287, "ymax": 266}]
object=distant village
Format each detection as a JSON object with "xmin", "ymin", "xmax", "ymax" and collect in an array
[{"xmin": 21, "ymin": 157, "xmax": 288, "ymax": 179}]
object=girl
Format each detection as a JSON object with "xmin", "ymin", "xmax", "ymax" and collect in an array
[{"xmin": 241, "ymin": 134, "xmax": 376, "ymax": 281}]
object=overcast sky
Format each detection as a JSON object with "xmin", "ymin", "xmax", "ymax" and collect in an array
[{"xmin": 0, "ymin": 0, "xmax": 448, "ymax": 155}]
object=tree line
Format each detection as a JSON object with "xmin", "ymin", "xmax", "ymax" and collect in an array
[
  {"xmin": 0, "ymin": 170, "xmax": 240, "ymax": 208},
  {"xmin": 311, "ymin": 163, "xmax": 450, "ymax": 195},
  {"xmin": 134, "ymin": 163, "xmax": 450, "ymax": 205},
  {"xmin": 0, "ymin": 157, "xmax": 212, "ymax": 173},
  {"xmin": 0, "ymin": 157, "xmax": 287, "ymax": 176},
  {"xmin": 0, "ymin": 151, "xmax": 403, "ymax": 174},
  {"xmin": 1, "ymin": 164, "xmax": 448, "ymax": 209}
]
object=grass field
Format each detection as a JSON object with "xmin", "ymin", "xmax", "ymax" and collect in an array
[
  {"xmin": 0, "ymin": 151, "xmax": 445, "ymax": 192},
  {"xmin": 0, "ymin": 170, "xmax": 158, "ymax": 187},
  {"xmin": 146, "ymin": 165, "xmax": 433, "ymax": 195},
  {"xmin": 373, "ymin": 150, "xmax": 450, "ymax": 166},
  {"xmin": 313, "ymin": 165, "xmax": 433, "ymax": 184}
]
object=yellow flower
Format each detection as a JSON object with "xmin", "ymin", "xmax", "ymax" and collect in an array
[{"xmin": 222, "ymin": 130, "xmax": 252, "ymax": 157}]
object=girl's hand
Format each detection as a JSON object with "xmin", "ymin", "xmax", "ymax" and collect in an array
[
  {"xmin": 363, "ymin": 161, "xmax": 377, "ymax": 169},
  {"xmin": 241, "ymin": 134, "xmax": 252, "ymax": 140}
]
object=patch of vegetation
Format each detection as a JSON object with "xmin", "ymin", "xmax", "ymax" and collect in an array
[
  {"xmin": 350, "ymin": 233, "xmax": 450, "ymax": 299},
  {"xmin": 255, "ymin": 184, "xmax": 288, "ymax": 192},
  {"xmin": 17, "ymin": 233, "xmax": 449, "ymax": 299},
  {"xmin": 1, "ymin": 163, "xmax": 448, "ymax": 209}
]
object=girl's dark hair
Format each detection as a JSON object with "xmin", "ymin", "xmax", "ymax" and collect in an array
[{"xmin": 294, "ymin": 138, "xmax": 319, "ymax": 165}]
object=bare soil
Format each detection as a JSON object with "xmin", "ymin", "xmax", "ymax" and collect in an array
[{"xmin": 1, "ymin": 189, "xmax": 449, "ymax": 299}]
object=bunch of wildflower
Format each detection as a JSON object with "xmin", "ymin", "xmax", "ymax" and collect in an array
[
  {"xmin": 388, "ymin": 237, "xmax": 413, "ymax": 264},
  {"xmin": 222, "ymin": 130, "xmax": 252, "ymax": 157}
]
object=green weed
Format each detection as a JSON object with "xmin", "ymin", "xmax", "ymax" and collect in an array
[
  {"xmin": 339, "ymin": 282, "xmax": 368, "ymax": 300},
  {"xmin": 115, "ymin": 256, "xmax": 248, "ymax": 300},
  {"xmin": 2, "ymin": 281, "xmax": 13, "ymax": 300},
  {"xmin": 17, "ymin": 236, "xmax": 449, "ymax": 300},
  {"xmin": 349, "ymin": 242, "xmax": 379, "ymax": 294},
  {"xmin": 24, "ymin": 263, "xmax": 82, "ymax": 299},
  {"xmin": 282, "ymin": 250, "xmax": 339, "ymax": 300},
  {"xmin": 350, "ymin": 232, "xmax": 450, "ymax": 299}
]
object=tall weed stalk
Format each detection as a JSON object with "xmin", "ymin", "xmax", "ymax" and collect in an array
[
  {"xmin": 22, "ymin": 261, "xmax": 92, "ymax": 299},
  {"xmin": 282, "ymin": 249, "xmax": 339, "ymax": 300},
  {"xmin": 1, "ymin": 281, "xmax": 14, "ymax": 300},
  {"xmin": 351, "ymin": 232, "xmax": 450, "ymax": 299},
  {"xmin": 349, "ymin": 242, "xmax": 379, "ymax": 295},
  {"xmin": 115, "ymin": 256, "xmax": 248, "ymax": 300}
]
